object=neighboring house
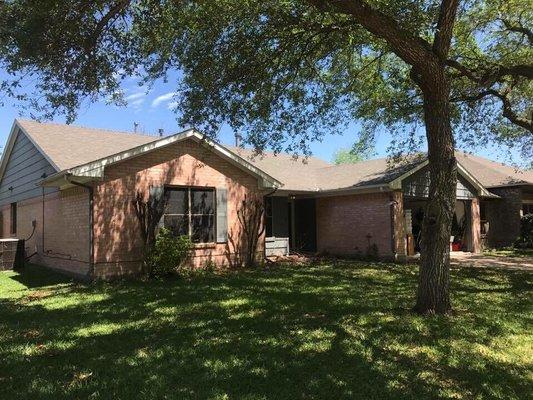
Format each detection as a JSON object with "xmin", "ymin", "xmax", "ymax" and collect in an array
[{"xmin": 0, "ymin": 119, "xmax": 531, "ymax": 279}]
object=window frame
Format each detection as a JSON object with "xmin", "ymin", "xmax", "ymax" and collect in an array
[
  {"xmin": 10, "ymin": 202, "xmax": 17, "ymax": 235},
  {"xmin": 163, "ymin": 185, "xmax": 216, "ymax": 243}
]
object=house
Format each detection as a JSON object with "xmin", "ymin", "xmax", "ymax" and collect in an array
[{"xmin": 0, "ymin": 119, "xmax": 531, "ymax": 279}]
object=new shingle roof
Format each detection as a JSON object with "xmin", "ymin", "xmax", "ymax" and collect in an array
[
  {"xmin": 18, "ymin": 119, "xmax": 156, "ymax": 171},
  {"xmin": 230, "ymin": 147, "xmax": 425, "ymax": 191},
  {"xmin": 456, "ymin": 152, "xmax": 533, "ymax": 188},
  {"xmin": 12, "ymin": 119, "xmax": 533, "ymax": 192}
]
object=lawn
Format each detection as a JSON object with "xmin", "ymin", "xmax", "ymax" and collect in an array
[
  {"xmin": 483, "ymin": 247, "xmax": 533, "ymax": 259},
  {"xmin": 0, "ymin": 262, "xmax": 531, "ymax": 400}
]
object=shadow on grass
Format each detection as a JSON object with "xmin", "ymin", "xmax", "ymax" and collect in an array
[
  {"xmin": 11, "ymin": 263, "xmax": 74, "ymax": 289},
  {"xmin": 0, "ymin": 262, "xmax": 531, "ymax": 400}
]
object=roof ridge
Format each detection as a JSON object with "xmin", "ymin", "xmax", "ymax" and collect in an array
[
  {"xmin": 457, "ymin": 151, "xmax": 531, "ymax": 178},
  {"xmin": 16, "ymin": 118, "xmax": 160, "ymax": 139},
  {"xmin": 228, "ymin": 145, "xmax": 331, "ymax": 165},
  {"xmin": 316, "ymin": 153, "xmax": 427, "ymax": 171}
]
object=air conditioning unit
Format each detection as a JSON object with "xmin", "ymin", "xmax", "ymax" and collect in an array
[{"xmin": 0, "ymin": 239, "xmax": 25, "ymax": 271}]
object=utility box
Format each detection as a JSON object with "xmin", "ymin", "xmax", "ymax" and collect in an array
[{"xmin": 0, "ymin": 239, "xmax": 25, "ymax": 271}]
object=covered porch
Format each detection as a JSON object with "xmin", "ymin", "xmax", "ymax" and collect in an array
[
  {"xmin": 398, "ymin": 165, "xmax": 484, "ymax": 257},
  {"xmin": 264, "ymin": 195, "xmax": 317, "ymax": 257}
]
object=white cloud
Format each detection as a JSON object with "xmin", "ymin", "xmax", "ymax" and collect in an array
[
  {"xmin": 167, "ymin": 101, "xmax": 179, "ymax": 110},
  {"xmin": 130, "ymin": 98, "xmax": 145, "ymax": 108},
  {"xmin": 151, "ymin": 92, "xmax": 176, "ymax": 108},
  {"xmin": 125, "ymin": 92, "xmax": 146, "ymax": 102}
]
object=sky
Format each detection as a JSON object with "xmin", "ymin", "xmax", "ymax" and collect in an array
[{"xmin": 0, "ymin": 69, "xmax": 526, "ymax": 165}]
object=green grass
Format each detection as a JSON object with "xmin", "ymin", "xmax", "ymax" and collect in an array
[
  {"xmin": 483, "ymin": 247, "xmax": 533, "ymax": 258},
  {"xmin": 0, "ymin": 262, "xmax": 531, "ymax": 400}
]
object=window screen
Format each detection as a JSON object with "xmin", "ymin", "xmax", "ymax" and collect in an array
[{"xmin": 163, "ymin": 187, "xmax": 215, "ymax": 243}]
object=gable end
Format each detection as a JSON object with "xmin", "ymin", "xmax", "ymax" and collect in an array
[{"xmin": 0, "ymin": 127, "xmax": 58, "ymax": 206}]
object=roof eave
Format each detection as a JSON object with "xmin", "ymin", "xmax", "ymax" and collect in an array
[
  {"xmin": 0, "ymin": 121, "xmax": 19, "ymax": 183},
  {"xmin": 40, "ymin": 129, "xmax": 282, "ymax": 190},
  {"xmin": 486, "ymin": 182, "xmax": 533, "ymax": 189},
  {"xmin": 388, "ymin": 159, "xmax": 429, "ymax": 190},
  {"xmin": 272, "ymin": 183, "xmax": 392, "ymax": 197},
  {"xmin": 0, "ymin": 120, "xmax": 62, "ymax": 185},
  {"xmin": 456, "ymin": 162, "xmax": 498, "ymax": 198}
]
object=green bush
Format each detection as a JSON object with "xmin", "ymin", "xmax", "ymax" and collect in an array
[
  {"xmin": 146, "ymin": 228, "xmax": 193, "ymax": 277},
  {"xmin": 515, "ymin": 213, "xmax": 533, "ymax": 249}
]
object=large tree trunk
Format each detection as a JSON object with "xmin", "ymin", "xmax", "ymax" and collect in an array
[{"xmin": 414, "ymin": 69, "xmax": 457, "ymax": 315}]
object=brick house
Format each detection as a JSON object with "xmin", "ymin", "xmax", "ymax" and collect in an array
[{"xmin": 1, "ymin": 119, "xmax": 531, "ymax": 279}]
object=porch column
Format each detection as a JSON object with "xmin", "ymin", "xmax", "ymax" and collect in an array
[
  {"xmin": 470, "ymin": 197, "xmax": 481, "ymax": 253},
  {"xmin": 391, "ymin": 191, "xmax": 407, "ymax": 259}
]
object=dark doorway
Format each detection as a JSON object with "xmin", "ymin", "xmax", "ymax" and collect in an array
[{"xmin": 293, "ymin": 198, "xmax": 317, "ymax": 252}]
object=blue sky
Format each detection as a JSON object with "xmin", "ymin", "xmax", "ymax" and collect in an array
[{"xmin": 0, "ymin": 70, "xmax": 525, "ymax": 165}]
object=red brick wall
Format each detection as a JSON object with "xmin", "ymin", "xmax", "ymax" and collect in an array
[
  {"xmin": 92, "ymin": 139, "xmax": 265, "ymax": 278},
  {"xmin": 485, "ymin": 187, "xmax": 522, "ymax": 248},
  {"xmin": 316, "ymin": 192, "xmax": 393, "ymax": 257},
  {"xmin": 0, "ymin": 187, "xmax": 90, "ymax": 277}
]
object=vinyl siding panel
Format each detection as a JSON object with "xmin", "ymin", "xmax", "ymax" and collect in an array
[
  {"xmin": 402, "ymin": 166, "xmax": 476, "ymax": 200},
  {"xmin": 0, "ymin": 129, "xmax": 57, "ymax": 206}
]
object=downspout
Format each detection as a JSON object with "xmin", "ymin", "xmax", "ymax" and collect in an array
[{"xmin": 64, "ymin": 174, "xmax": 94, "ymax": 279}]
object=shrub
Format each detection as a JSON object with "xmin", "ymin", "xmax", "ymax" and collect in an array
[
  {"xmin": 515, "ymin": 214, "xmax": 533, "ymax": 249},
  {"xmin": 145, "ymin": 228, "xmax": 193, "ymax": 277}
]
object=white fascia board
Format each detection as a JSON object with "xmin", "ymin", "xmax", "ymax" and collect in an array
[
  {"xmin": 388, "ymin": 159, "xmax": 429, "ymax": 190},
  {"xmin": 0, "ymin": 121, "xmax": 20, "ymax": 183},
  {"xmin": 16, "ymin": 120, "xmax": 62, "ymax": 172},
  {"xmin": 274, "ymin": 184, "xmax": 391, "ymax": 197},
  {"xmin": 191, "ymin": 136, "xmax": 282, "ymax": 189},
  {"xmin": 387, "ymin": 157, "xmax": 496, "ymax": 198},
  {"xmin": 68, "ymin": 129, "xmax": 196, "ymax": 177},
  {"xmin": 41, "ymin": 128, "xmax": 282, "ymax": 189},
  {"xmin": 0, "ymin": 120, "xmax": 62, "ymax": 184},
  {"xmin": 456, "ymin": 162, "xmax": 497, "ymax": 198}
]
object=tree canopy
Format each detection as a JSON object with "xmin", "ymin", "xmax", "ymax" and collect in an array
[
  {"xmin": 333, "ymin": 135, "xmax": 375, "ymax": 164},
  {"xmin": 0, "ymin": 0, "xmax": 531, "ymax": 314},
  {"xmin": 0, "ymin": 0, "xmax": 530, "ymax": 158}
]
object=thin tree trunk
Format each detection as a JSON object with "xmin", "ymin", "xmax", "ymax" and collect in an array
[{"xmin": 414, "ymin": 69, "xmax": 457, "ymax": 315}]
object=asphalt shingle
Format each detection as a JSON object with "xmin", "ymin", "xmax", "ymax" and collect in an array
[{"xmin": 15, "ymin": 119, "xmax": 533, "ymax": 191}]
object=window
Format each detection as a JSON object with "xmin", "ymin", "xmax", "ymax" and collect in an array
[
  {"xmin": 163, "ymin": 187, "xmax": 215, "ymax": 243},
  {"xmin": 10, "ymin": 202, "xmax": 16, "ymax": 235},
  {"xmin": 523, "ymin": 203, "xmax": 533, "ymax": 216}
]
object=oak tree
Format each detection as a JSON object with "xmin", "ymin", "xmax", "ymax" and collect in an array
[{"xmin": 0, "ymin": 0, "xmax": 531, "ymax": 313}]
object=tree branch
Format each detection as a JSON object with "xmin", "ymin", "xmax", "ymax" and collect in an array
[
  {"xmin": 501, "ymin": 19, "xmax": 533, "ymax": 45},
  {"xmin": 446, "ymin": 59, "xmax": 533, "ymax": 84},
  {"xmin": 432, "ymin": 0, "xmax": 460, "ymax": 59},
  {"xmin": 85, "ymin": 0, "xmax": 131, "ymax": 53},
  {"xmin": 453, "ymin": 89, "xmax": 532, "ymax": 132},
  {"xmin": 489, "ymin": 89, "xmax": 533, "ymax": 132},
  {"xmin": 307, "ymin": 0, "xmax": 437, "ymax": 72}
]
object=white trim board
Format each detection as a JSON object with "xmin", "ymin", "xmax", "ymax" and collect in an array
[{"xmin": 40, "ymin": 128, "xmax": 282, "ymax": 189}]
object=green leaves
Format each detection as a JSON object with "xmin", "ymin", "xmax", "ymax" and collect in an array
[{"xmin": 0, "ymin": 0, "xmax": 530, "ymax": 159}]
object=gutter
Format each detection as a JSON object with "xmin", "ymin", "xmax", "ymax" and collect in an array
[
  {"xmin": 273, "ymin": 183, "xmax": 391, "ymax": 198},
  {"xmin": 64, "ymin": 174, "xmax": 95, "ymax": 278}
]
